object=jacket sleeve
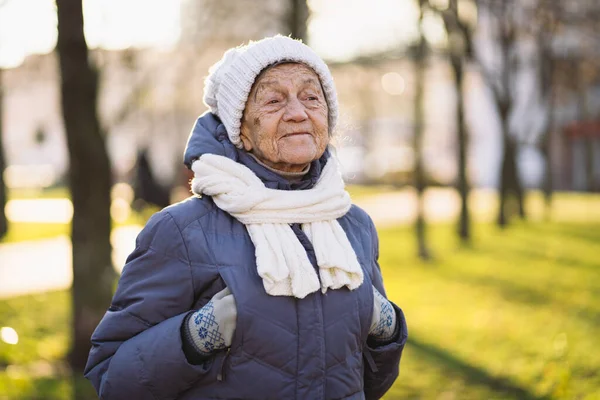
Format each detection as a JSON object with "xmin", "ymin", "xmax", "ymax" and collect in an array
[
  {"xmin": 363, "ymin": 216, "xmax": 408, "ymax": 400},
  {"xmin": 84, "ymin": 211, "xmax": 222, "ymax": 400}
]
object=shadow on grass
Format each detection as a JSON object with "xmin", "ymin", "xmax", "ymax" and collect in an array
[
  {"xmin": 408, "ymin": 336, "xmax": 550, "ymax": 400},
  {"xmin": 527, "ymin": 222, "xmax": 600, "ymax": 247},
  {"xmin": 469, "ymin": 239, "xmax": 600, "ymax": 273},
  {"xmin": 435, "ymin": 263, "xmax": 600, "ymax": 330},
  {"xmin": 479, "ymin": 222, "xmax": 600, "ymax": 272},
  {"xmin": 430, "ymin": 221, "xmax": 600, "ymax": 328}
]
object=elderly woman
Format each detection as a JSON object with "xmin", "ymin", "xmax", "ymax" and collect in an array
[{"xmin": 85, "ymin": 35, "xmax": 407, "ymax": 400}]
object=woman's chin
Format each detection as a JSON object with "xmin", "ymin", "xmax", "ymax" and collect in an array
[
  {"xmin": 277, "ymin": 148, "xmax": 319, "ymax": 168},
  {"xmin": 271, "ymin": 136, "xmax": 326, "ymax": 171}
]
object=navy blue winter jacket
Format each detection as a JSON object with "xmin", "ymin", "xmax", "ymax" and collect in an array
[{"xmin": 84, "ymin": 112, "xmax": 408, "ymax": 400}]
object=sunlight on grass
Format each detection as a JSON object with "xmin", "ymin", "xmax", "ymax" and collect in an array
[
  {"xmin": 6, "ymin": 187, "xmax": 70, "ymax": 202},
  {"xmin": 379, "ymin": 221, "xmax": 600, "ymax": 399},
  {"xmin": 346, "ymin": 184, "xmax": 397, "ymax": 199}
]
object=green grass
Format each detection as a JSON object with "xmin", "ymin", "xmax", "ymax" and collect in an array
[
  {"xmin": 0, "ymin": 291, "xmax": 75, "ymax": 399},
  {"xmin": 1, "ymin": 223, "xmax": 69, "ymax": 244},
  {"xmin": 6, "ymin": 187, "xmax": 70, "ymax": 202},
  {"xmin": 380, "ymin": 220, "xmax": 600, "ymax": 399},
  {"xmin": 346, "ymin": 184, "xmax": 397, "ymax": 199},
  {"xmin": 1, "ymin": 218, "xmax": 599, "ymax": 399}
]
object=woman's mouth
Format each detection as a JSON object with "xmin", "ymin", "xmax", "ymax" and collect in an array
[{"xmin": 283, "ymin": 132, "xmax": 310, "ymax": 138}]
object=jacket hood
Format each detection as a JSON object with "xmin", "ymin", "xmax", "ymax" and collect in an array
[
  {"xmin": 183, "ymin": 112, "xmax": 237, "ymax": 168},
  {"xmin": 183, "ymin": 112, "xmax": 329, "ymax": 190}
]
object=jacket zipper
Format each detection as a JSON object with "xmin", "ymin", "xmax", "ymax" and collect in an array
[
  {"xmin": 217, "ymin": 348, "xmax": 231, "ymax": 381},
  {"xmin": 293, "ymin": 224, "xmax": 322, "ymax": 283},
  {"xmin": 294, "ymin": 224, "xmax": 327, "ymax": 396}
]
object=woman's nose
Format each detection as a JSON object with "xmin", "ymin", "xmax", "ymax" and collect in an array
[{"xmin": 283, "ymin": 97, "xmax": 308, "ymax": 122}]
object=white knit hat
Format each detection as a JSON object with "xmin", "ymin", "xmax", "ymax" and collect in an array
[{"xmin": 203, "ymin": 35, "xmax": 339, "ymax": 148}]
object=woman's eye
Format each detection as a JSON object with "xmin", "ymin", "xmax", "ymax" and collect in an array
[
  {"xmin": 268, "ymin": 99, "xmax": 279, "ymax": 104},
  {"xmin": 305, "ymin": 95, "xmax": 320, "ymax": 101}
]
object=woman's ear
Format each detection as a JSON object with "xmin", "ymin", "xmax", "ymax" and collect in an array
[{"xmin": 239, "ymin": 124, "xmax": 253, "ymax": 152}]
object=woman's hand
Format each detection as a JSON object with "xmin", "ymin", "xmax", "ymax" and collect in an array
[
  {"xmin": 187, "ymin": 287, "xmax": 237, "ymax": 355},
  {"xmin": 369, "ymin": 286, "xmax": 397, "ymax": 342}
]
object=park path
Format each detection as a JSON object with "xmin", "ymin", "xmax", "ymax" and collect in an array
[{"xmin": 0, "ymin": 188, "xmax": 496, "ymax": 298}]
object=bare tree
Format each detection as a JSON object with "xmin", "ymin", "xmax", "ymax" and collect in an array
[
  {"xmin": 534, "ymin": 1, "xmax": 559, "ymax": 217},
  {"xmin": 413, "ymin": 0, "xmax": 432, "ymax": 260},
  {"xmin": 429, "ymin": 0, "xmax": 474, "ymax": 242},
  {"xmin": 288, "ymin": 0, "xmax": 309, "ymax": 42},
  {"xmin": 477, "ymin": 0, "xmax": 525, "ymax": 227},
  {"xmin": 55, "ymin": 0, "xmax": 115, "ymax": 391}
]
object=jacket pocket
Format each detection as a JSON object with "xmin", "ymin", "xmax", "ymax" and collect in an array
[{"xmin": 363, "ymin": 347, "xmax": 378, "ymax": 373}]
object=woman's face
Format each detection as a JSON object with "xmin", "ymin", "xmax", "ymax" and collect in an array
[{"xmin": 240, "ymin": 63, "xmax": 329, "ymax": 173}]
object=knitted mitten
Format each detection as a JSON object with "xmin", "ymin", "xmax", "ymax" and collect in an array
[
  {"xmin": 369, "ymin": 286, "xmax": 397, "ymax": 342},
  {"xmin": 185, "ymin": 287, "xmax": 237, "ymax": 355}
]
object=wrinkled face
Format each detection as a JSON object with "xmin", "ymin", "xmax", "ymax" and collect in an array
[{"xmin": 240, "ymin": 63, "xmax": 329, "ymax": 173}]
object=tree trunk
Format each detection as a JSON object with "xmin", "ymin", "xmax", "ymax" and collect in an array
[
  {"xmin": 501, "ymin": 110, "xmax": 525, "ymax": 221},
  {"xmin": 577, "ymin": 63, "xmax": 596, "ymax": 192},
  {"xmin": 497, "ymin": 134, "xmax": 509, "ymax": 227},
  {"xmin": 55, "ymin": 0, "xmax": 115, "ymax": 384},
  {"xmin": 497, "ymin": 117, "xmax": 522, "ymax": 228},
  {"xmin": 450, "ymin": 51, "xmax": 470, "ymax": 242},
  {"xmin": 481, "ymin": 0, "xmax": 526, "ymax": 228},
  {"xmin": 414, "ymin": 0, "xmax": 431, "ymax": 261},
  {"xmin": 0, "ymin": 67, "xmax": 7, "ymax": 239},
  {"xmin": 497, "ymin": 105, "xmax": 511, "ymax": 227},
  {"xmin": 513, "ymin": 146, "xmax": 526, "ymax": 219},
  {"xmin": 288, "ymin": 0, "xmax": 309, "ymax": 42},
  {"xmin": 540, "ymin": 131, "xmax": 553, "ymax": 219},
  {"xmin": 540, "ymin": 58, "xmax": 555, "ymax": 219},
  {"xmin": 436, "ymin": 0, "xmax": 471, "ymax": 241}
]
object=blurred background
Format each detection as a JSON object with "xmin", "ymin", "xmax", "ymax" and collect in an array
[{"xmin": 0, "ymin": 0, "xmax": 599, "ymax": 398}]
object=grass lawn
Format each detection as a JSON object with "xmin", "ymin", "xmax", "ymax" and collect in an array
[
  {"xmin": 1, "ymin": 218, "xmax": 598, "ymax": 399},
  {"xmin": 381, "ymin": 220, "xmax": 600, "ymax": 399},
  {"xmin": 6, "ymin": 187, "xmax": 70, "ymax": 201},
  {"xmin": 1, "ymin": 222, "xmax": 70, "ymax": 244},
  {"xmin": 346, "ymin": 184, "xmax": 398, "ymax": 199}
]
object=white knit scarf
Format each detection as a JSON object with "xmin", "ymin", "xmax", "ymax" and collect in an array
[{"xmin": 191, "ymin": 154, "xmax": 364, "ymax": 299}]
